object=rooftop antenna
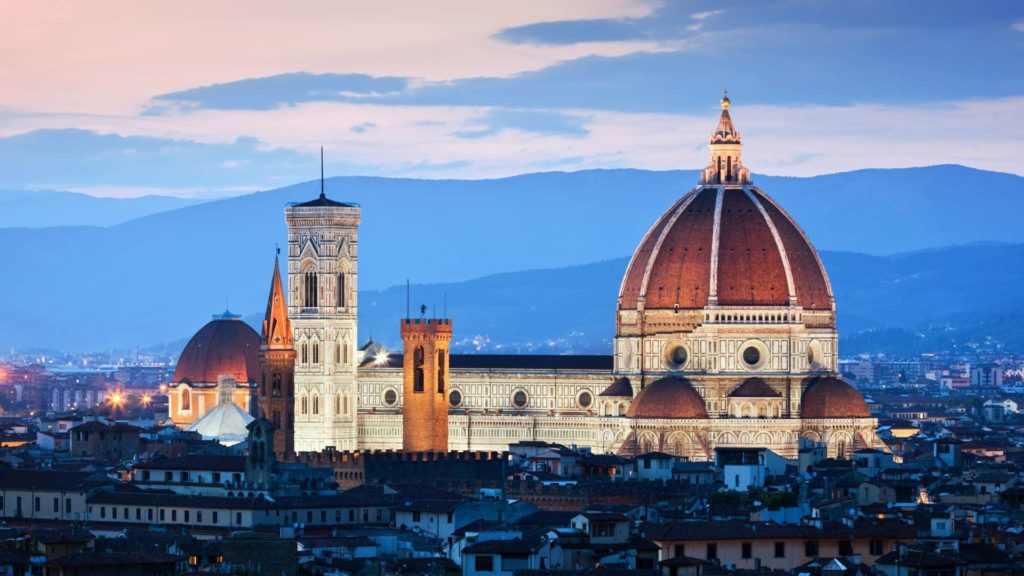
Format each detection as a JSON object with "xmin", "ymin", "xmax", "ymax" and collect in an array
[{"xmin": 319, "ymin": 146, "xmax": 326, "ymax": 199}]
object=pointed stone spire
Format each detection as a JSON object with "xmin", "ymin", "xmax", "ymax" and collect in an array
[
  {"xmin": 261, "ymin": 252, "xmax": 293, "ymax": 349},
  {"xmin": 700, "ymin": 90, "xmax": 750, "ymax": 185}
]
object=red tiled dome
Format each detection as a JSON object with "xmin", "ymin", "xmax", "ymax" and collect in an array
[
  {"xmin": 800, "ymin": 376, "xmax": 871, "ymax": 418},
  {"xmin": 173, "ymin": 316, "xmax": 260, "ymax": 385},
  {"xmin": 618, "ymin": 185, "xmax": 832, "ymax": 314},
  {"xmin": 626, "ymin": 376, "xmax": 708, "ymax": 419}
]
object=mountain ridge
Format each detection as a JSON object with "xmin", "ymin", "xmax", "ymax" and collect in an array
[{"xmin": 1, "ymin": 165, "xmax": 1022, "ymax": 350}]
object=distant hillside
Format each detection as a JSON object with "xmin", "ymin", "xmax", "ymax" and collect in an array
[
  {"xmin": 0, "ymin": 190, "xmax": 205, "ymax": 228},
  {"xmin": 352, "ymin": 243, "xmax": 1024, "ymax": 356},
  {"xmin": 1, "ymin": 165, "xmax": 1023, "ymax": 350}
]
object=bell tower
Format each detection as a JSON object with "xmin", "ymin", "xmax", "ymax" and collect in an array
[
  {"xmin": 287, "ymin": 151, "xmax": 361, "ymax": 452},
  {"xmin": 258, "ymin": 251, "xmax": 296, "ymax": 459},
  {"xmin": 401, "ymin": 310, "xmax": 452, "ymax": 453}
]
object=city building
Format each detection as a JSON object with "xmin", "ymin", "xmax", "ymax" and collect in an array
[{"xmin": 165, "ymin": 96, "xmax": 884, "ymax": 461}]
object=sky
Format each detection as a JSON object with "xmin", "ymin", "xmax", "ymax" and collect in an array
[{"xmin": 1, "ymin": 0, "xmax": 1022, "ymax": 198}]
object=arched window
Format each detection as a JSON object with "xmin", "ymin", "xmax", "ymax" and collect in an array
[
  {"xmin": 437, "ymin": 350, "xmax": 446, "ymax": 394},
  {"xmin": 312, "ymin": 341, "xmax": 319, "ymax": 364},
  {"xmin": 335, "ymin": 394, "xmax": 341, "ymax": 414},
  {"xmin": 312, "ymin": 395, "xmax": 319, "ymax": 415},
  {"xmin": 641, "ymin": 436, "xmax": 654, "ymax": 454},
  {"xmin": 303, "ymin": 271, "xmax": 318, "ymax": 308},
  {"xmin": 180, "ymin": 388, "xmax": 191, "ymax": 411},
  {"xmin": 300, "ymin": 396, "xmax": 308, "ymax": 415},
  {"xmin": 301, "ymin": 342, "xmax": 309, "ymax": 364},
  {"xmin": 343, "ymin": 341, "xmax": 350, "ymax": 365},
  {"xmin": 836, "ymin": 440, "xmax": 848, "ymax": 460},
  {"xmin": 413, "ymin": 346, "xmax": 425, "ymax": 392},
  {"xmin": 272, "ymin": 373, "xmax": 282, "ymax": 397},
  {"xmin": 335, "ymin": 342, "xmax": 341, "ymax": 364},
  {"xmin": 343, "ymin": 396, "xmax": 349, "ymax": 414},
  {"xmin": 337, "ymin": 274, "xmax": 345, "ymax": 307}
]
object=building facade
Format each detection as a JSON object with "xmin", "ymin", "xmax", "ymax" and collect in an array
[{"xmin": 169, "ymin": 96, "xmax": 885, "ymax": 460}]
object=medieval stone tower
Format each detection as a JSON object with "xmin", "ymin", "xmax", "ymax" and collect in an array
[
  {"xmin": 401, "ymin": 315, "xmax": 452, "ymax": 452},
  {"xmin": 257, "ymin": 252, "xmax": 296, "ymax": 459},
  {"xmin": 287, "ymin": 172, "xmax": 361, "ymax": 452}
]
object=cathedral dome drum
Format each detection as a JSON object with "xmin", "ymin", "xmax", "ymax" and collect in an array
[
  {"xmin": 614, "ymin": 94, "xmax": 839, "ymax": 383},
  {"xmin": 617, "ymin": 93, "xmax": 833, "ymax": 327}
]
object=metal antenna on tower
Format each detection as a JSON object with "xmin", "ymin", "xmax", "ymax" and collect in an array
[{"xmin": 320, "ymin": 146, "xmax": 326, "ymax": 199}]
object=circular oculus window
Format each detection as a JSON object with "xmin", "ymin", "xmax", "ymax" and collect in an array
[
  {"xmin": 449, "ymin": 389, "xmax": 463, "ymax": 407},
  {"xmin": 738, "ymin": 340, "xmax": 769, "ymax": 371},
  {"xmin": 743, "ymin": 346, "xmax": 761, "ymax": 366},
  {"xmin": 662, "ymin": 341, "xmax": 689, "ymax": 371},
  {"xmin": 577, "ymin": 391, "xmax": 593, "ymax": 409},
  {"xmin": 807, "ymin": 340, "xmax": 824, "ymax": 371},
  {"xmin": 382, "ymin": 389, "xmax": 398, "ymax": 407},
  {"xmin": 512, "ymin": 390, "xmax": 529, "ymax": 409}
]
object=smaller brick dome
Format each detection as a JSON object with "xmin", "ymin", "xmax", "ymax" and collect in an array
[
  {"xmin": 801, "ymin": 376, "xmax": 870, "ymax": 418},
  {"xmin": 173, "ymin": 315, "xmax": 260, "ymax": 385},
  {"xmin": 626, "ymin": 376, "xmax": 708, "ymax": 419}
]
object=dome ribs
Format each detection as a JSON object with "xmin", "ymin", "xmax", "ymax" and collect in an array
[
  {"xmin": 618, "ymin": 193, "xmax": 692, "ymax": 310},
  {"xmin": 759, "ymin": 196, "xmax": 833, "ymax": 310},
  {"xmin": 715, "ymin": 188, "xmax": 789, "ymax": 306},
  {"xmin": 643, "ymin": 188, "xmax": 717, "ymax": 309}
]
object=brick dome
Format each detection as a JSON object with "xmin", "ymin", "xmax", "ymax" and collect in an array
[
  {"xmin": 618, "ymin": 185, "xmax": 832, "ymax": 314},
  {"xmin": 800, "ymin": 376, "xmax": 871, "ymax": 418},
  {"xmin": 626, "ymin": 376, "xmax": 708, "ymax": 419},
  {"xmin": 173, "ymin": 314, "xmax": 260, "ymax": 385}
]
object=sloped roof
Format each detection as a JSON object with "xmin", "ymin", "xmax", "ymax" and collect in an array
[
  {"xmin": 729, "ymin": 378, "xmax": 781, "ymax": 398},
  {"xmin": 600, "ymin": 377, "xmax": 633, "ymax": 397},
  {"xmin": 185, "ymin": 402, "xmax": 254, "ymax": 446}
]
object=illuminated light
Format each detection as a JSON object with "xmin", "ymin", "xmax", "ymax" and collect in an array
[
  {"xmin": 110, "ymin": 392, "xmax": 123, "ymax": 406},
  {"xmin": 373, "ymin": 349, "xmax": 390, "ymax": 367},
  {"xmin": 141, "ymin": 395, "xmax": 152, "ymax": 405}
]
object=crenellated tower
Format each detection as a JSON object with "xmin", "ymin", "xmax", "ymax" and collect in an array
[
  {"xmin": 257, "ymin": 252, "xmax": 296, "ymax": 459},
  {"xmin": 401, "ymin": 313, "xmax": 452, "ymax": 452},
  {"xmin": 287, "ymin": 154, "xmax": 361, "ymax": 452}
]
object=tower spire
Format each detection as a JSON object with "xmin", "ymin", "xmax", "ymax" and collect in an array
[
  {"xmin": 261, "ymin": 251, "xmax": 293, "ymax": 349},
  {"xmin": 320, "ymin": 146, "xmax": 326, "ymax": 200}
]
